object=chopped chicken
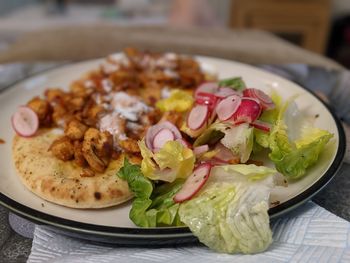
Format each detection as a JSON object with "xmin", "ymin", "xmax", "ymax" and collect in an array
[
  {"xmin": 65, "ymin": 119, "xmax": 88, "ymax": 140},
  {"xmin": 49, "ymin": 136, "xmax": 74, "ymax": 161}
]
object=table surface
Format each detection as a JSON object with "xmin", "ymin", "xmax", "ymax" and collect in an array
[{"xmin": 0, "ymin": 62, "xmax": 349, "ymax": 263}]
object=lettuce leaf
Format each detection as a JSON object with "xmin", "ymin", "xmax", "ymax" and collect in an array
[
  {"xmin": 254, "ymin": 90, "xmax": 282, "ymax": 149},
  {"xmin": 218, "ymin": 77, "xmax": 246, "ymax": 91},
  {"xmin": 138, "ymin": 139, "xmax": 195, "ymax": 182},
  {"xmin": 194, "ymin": 122, "xmax": 253, "ymax": 163},
  {"xmin": 268, "ymin": 98, "xmax": 333, "ymax": 179},
  {"xmin": 179, "ymin": 164, "xmax": 275, "ymax": 254},
  {"xmin": 117, "ymin": 158, "xmax": 184, "ymax": 227},
  {"xmin": 156, "ymin": 89, "xmax": 193, "ymax": 112},
  {"xmin": 193, "ymin": 122, "xmax": 226, "ymax": 146},
  {"xmin": 220, "ymin": 123, "xmax": 254, "ymax": 163}
]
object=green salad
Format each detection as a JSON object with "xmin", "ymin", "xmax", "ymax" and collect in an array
[{"xmin": 117, "ymin": 77, "xmax": 333, "ymax": 254}]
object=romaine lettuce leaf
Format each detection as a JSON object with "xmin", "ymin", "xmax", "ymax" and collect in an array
[
  {"xmin": 268, "ymin": 98, "xmax": 333, "ymax": 179},
  {"xmin": 220, "ymin": 123, "xmax": 254, "ymax": 163},
  {"xmin": 254, "ymin": 89, "xmax": 282, "ymax": 149},
  {"xmin": 117, "ymin": 158, "xmax": 184, "ymax": 227},
  {"xmin": 179, "ymin": 164, "xmax": 275, "ymax": 254},
  {"xmin": 194, "ymin": 122, "xmax": 254, "ymax": 163},
  {"xmin": 138, "ymin": 139, "xmax": 195, "ymax": 182},
  {"xmin": 193, "ymin": 122, "xmax": 226, "ymax": 146},
  {"xmin": 218, "ymin": 77, "xmax": 246, "ymax": 91},
  {"xmin": 156, "ymin": 89, "xmax": 193, "ymax": 112}
]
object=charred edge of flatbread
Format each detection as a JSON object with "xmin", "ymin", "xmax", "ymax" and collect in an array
[{"xmin": 12, "ymin": 129, "xmax": 134, "ymax": 209}]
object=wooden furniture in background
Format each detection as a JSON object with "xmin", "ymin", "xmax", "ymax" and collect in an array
[{"xmin": 229, "ymin": 0, "xmax": 331, "ymax": 54}]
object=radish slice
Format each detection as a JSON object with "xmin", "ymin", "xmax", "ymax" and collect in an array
[
  {"xmin": 11, "ymin": 106, "xmax": 39, "ymax": 137},
  {"xmin": 173, "ymin": 163, "xmax": 212, "ymax": 203},
  {"xmin": 145, "ymin": 121, "xmax": 182, "ymax": 151},
  {"xmin": 215, "ymin": 95, "xmax": 241, "ymax": 121},
  {"xmin": 193, "ymin": 144, "xmax": 209, "ymax": 156},
  {"xmin": 243, "ymin": 88, "xmax": 275, "ymax": 110},
  {"xmin": 176, "ymin": 138, "xmax": 191, "ymax": 148},
  {"xmin": 152, "ymin": 128, "xmax": 175, "ymax": 149},
  {"xmin": 187, "ymin": 104, "xmax": 209, "ymax": 130},
  {"xmin": 195, "ymin": 92, "xmax": 218, "ymax": 111},
  {"xmin": 194, "ymin": 82, "xmax": 218, "ymax": 97},
  {"xmin": 215, "ymin": 87, "xmax": 240, "ymax": 98},
  {"xmin": 232, "ymin": 97, "xmax": 262, "ymax": 124},
  {"xmin": 214, "ymin": 143, "xmax": 238, "ymax": 162},
  {"xmin": 251, "ymin": 120, "xmax": 271, "ymax": 132}
]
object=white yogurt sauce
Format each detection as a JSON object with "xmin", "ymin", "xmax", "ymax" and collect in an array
[
  {"xmin": 111, "ymin": 92, "xmax": 150, "ymax": 122},
  {"xmin": 98, "ymin": 91, "xmax": 151, "ymax": 142}
]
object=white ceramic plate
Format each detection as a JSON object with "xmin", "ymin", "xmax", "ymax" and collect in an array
[{"xmin": 0, "ymin": 56, "xmax": 345, "ymax": 243}]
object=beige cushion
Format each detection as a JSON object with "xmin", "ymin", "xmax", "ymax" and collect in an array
[{"xmin": 0, "ymin": 25, "xmax": 342, "ymax": 69}]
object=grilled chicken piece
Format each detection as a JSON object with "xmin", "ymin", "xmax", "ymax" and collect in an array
[
  {"xmin": 82, "ymin": 128, "xmax": 113, "ymax": 173},
  {"xmin": 27, "ymin": 97, "xmax": 50, "ymax": 121},
  {"xmin": 94, "ymin": 131, "xmax": 113, "ymax": 159},
  {"xmin": 118, "ymin": 138, "xmax": 140, "ymax": 153},
  {"xmin": 45, "ymin": 88, "xmax": 66, "ymax": 103},
  {"xmin": 49, "ymin": 136, "xmax": 74, "ymax": 161},
  {"xmin": 70, "ymin": 81, "xmax": 92, "ymax": 98},
  {"xmin": 73, "ymin": 141, "xmax": 87, "ymax": 167},
  {"xmin": 65, "ymin": 119, "xmax": 88, "ymax": 140}
]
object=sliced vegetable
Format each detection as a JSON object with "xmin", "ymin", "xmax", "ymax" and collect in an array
[
  {"xmin": 193, "ymin": 144, "xmax": 209, "ymax": 156},
  {"xmin": 232, "ymin": 97, "xmax": 262, "ymax": 124},
  {"xmin": 152, "ymin": 128, "xmax": 174, "ymax": 149},
  {"xmin": 251, "ymin": 120, "xmax": 271, "ymax": 132},
  {"xmin": 187, "ymin": 104, "xmax": 209, "ymax": 130},
  {"xmin": 215, "ymin": 95, "xmax": 241, "ymax": 121},
  {"xmin": 213, "ymin": 143, "xmax": 239, "ymax": 163},
  {"xmin": 215, "ymin": 87, "xmax": 240, "ymax": 98},
  {"xmin": 194, "ymin": 82, "xmax": 218, "ymax": 97},
  {"xmin": 11, "ymin": 106, "xmax": 39, "ymax": 137},
  {"xmin": 145, "ymin": 121, "xmax": 181, "ymax": 151},
  {"xmin": 243, "ymin": 88, "xmax": 275, "ymax": 110},
  {"xmin": 173, "ymin": 163, "xmax": 212, "ymax": 203},
  {"xmin": 195, "ymin": 92, "xmax": 218, "ymax": 111}
]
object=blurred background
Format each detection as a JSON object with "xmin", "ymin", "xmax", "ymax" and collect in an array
[{"xmin": 0, "ymin": 0, "xmax": 349, "ymax": 67}]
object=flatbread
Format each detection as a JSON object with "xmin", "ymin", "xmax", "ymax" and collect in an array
[{"xmin": 12, "ymin": 129, "xmax": 133, "ymax": 209}]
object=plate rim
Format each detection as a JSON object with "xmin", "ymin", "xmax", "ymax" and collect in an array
[{"xmin": 0, "ymin": 57, "xmax": 346, "ymax": 239}]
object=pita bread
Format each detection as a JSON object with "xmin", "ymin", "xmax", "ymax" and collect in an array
[{"xmin": 12, "ymin": 129, "xmax": 133, "ymax": 209}]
